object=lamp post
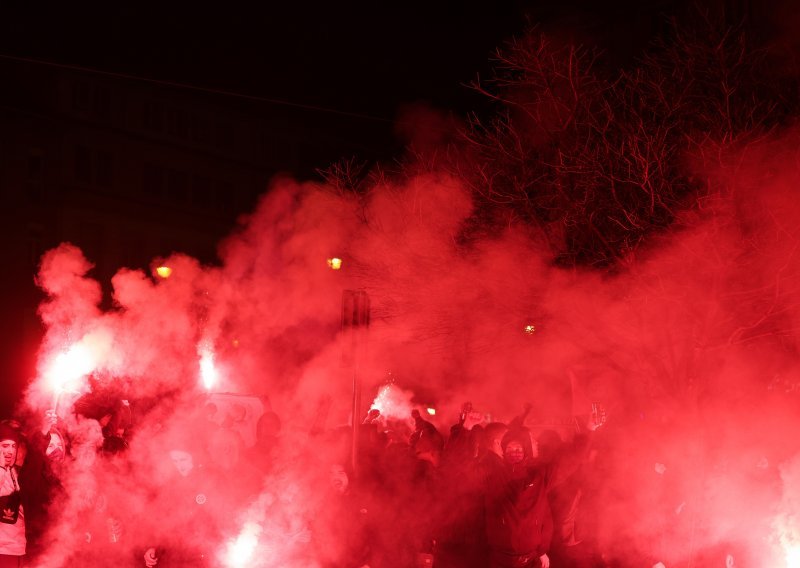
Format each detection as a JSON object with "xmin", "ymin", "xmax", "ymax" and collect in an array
[{"xmin": 341, "ymin": 289, "xmax": 370, "ymax": 479}]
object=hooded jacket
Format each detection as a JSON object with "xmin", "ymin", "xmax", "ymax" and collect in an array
[{"xmin": 482, "ymin": 428, "xmax": 553, "ymax": 561}]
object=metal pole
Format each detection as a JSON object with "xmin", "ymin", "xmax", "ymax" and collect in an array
[{"xmin": 341, "ymin": 289, "xmax": 370, "ymax": 479}]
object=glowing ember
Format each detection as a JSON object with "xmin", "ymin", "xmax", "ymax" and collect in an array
[
  {"xmin": 426, "ymin": 407, "xmax": 436, "ymax": 416},
  {"xmin": 198, "ymin": 346, "xmax": 219, "ymax": 391},
  {"xmin": 224, "ymin": 522, "xmax": 261, "ymax": 568},
  {"xmin": 327, "ymin": 257, "xmax": 343, "ymax": 270},
  {"xmin": 524, "ymin": 324, "xmax": 536, "ymax": 334},
  {"xmin": 155, "ymin": 265, "xmax": 173, "ymax": 279}
]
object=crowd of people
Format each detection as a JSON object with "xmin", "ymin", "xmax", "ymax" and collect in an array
[
  {"xmin": 0, "ymin": 388, "xmax": 745, "ymax": 568},
  {"xmin": 0, "ymin": 387, "xmax": 616, "ymax": 568}
]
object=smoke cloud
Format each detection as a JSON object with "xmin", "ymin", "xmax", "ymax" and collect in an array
[{"xmin": 16, "ymin": 104, "xmax": 800, "ymax": 568}]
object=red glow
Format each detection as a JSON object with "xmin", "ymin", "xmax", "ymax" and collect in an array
[{"xmin": 370, "ymin": 383, "xmax": 414, "ymax": 422}]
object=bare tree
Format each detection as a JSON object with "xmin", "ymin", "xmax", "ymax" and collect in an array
[{"xmin": 458, "ymin": 12, "xmax": 797, "ymax": 267}]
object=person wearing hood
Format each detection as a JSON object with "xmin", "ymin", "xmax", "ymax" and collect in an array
[
  {"xmin": 537, "ymin": 412, "xmax": 604, "ymax": 568},
  {"xmin": 0, "ymin": 422, "xmax": 25, "ymax": 566},
  {"xmin": 483, "ymin": 426, "xmax": 553, "ymax": 568},
  {"xmin": 142, "ymin": 430, "xmax": 221, "ymax": 568},
  {"xmin": 20, "ymin": 410, "xmax": 70, "ymax": 563}
]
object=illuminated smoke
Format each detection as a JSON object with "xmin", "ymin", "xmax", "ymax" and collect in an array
[
  {"xmin": 223, "ymin": 521, "xmax": 261, "ymax": 568},
  {"xmin": 18, "ymin": 55, "xmax": 800, "ymax": 568},
  {"xmin": 198, "ymin": 342, "xmax": 219, "ymax": 391},
  {"xmin": 370, "ymin": 383, "xmax": 415, "ymax": 422}
]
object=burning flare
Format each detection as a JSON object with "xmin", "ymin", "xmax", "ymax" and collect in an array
[
  {"xmin": 42, "ymin": 329, "xmax": 112, "ymax": 400},
  {"xmin": 371, "ymin": 383, "xmax": 414, "ymax": 422},
  {"xmin": 44, "ymin": 343, "xmax": 95, "ymax": 393},
  {"xmin": 198, "ymin": 344, "xmax": 219, "ymax": 391},
  {"xmin": 224, "ymin": 522, "xmax": 261, "ymax": 568}
]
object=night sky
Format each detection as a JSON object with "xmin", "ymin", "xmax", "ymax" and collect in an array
[{"xmin": 0, "ymin": 1, "xmax": 694, "ymax": 163}]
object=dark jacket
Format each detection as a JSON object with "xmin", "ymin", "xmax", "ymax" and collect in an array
[{"xmin": 483, "ymin": 457, "xmax": 553, "ymax": 560}]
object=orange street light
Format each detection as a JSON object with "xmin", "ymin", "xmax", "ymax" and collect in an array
[{"xmin": 155, "ymin": 266, "xmax": 173, "ymax": 279}]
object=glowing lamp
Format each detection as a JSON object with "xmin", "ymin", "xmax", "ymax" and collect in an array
[
  {"xmin": 524, "ymin": 324, "xmax": 536, "ymax": 334},
  {"xmin": 327, "ymin": 257, "xmax": 343, "ymax": 270},
  {"xmin": 426, "ymin": 407, "xmax": 436, "ymax": 416},
  {"xmin": 155, "ymin": 266, "xmax": 172, "ymax": 279}
]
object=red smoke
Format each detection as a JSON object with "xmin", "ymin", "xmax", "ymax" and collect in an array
[{"xmin": 18, "ymin": 120, "xmax": 800, "ymax": 567}]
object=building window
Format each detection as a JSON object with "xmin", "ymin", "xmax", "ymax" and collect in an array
[
  {"xmin": 143, "ymin": 101, "xmax": 164, "ymax": 132},
  {"xmin": 28, "ymin": 225, "xmax": 44, "ymax": 268},
  {"xmin": 192, "ymin": 175, "xmax": 213, "ymax": 208},
  {"xmin": 143, "ymin": 163, "xmax": 165, "ymax": 197},
  {"xmin": 216, "ymin": 123, "xmax": 235, "ymax": 149},
  {"xmin": 190, "ymin": 115, "xmax": 208, "ymax": 145},
  {"xmin": 25, "ymin": 149, "xmax": 45, "ymax": 201},
  {"xmin": 167, "ymin": 109, "xmax": 190, "ymax": 139},
  {"xmin": 78, "ymin": 221, "xmax": 105, "ymax": 263},
  {"xmin": 167, "ymin": 169, "xmax": 188, "ymax": 202},
  {"xmin": 75, "ymin": 145, "xmax": 92, "ymax": 183},
  {"xmin": 215, "ymin": 181, "xmax": 235, "ymax": 212},
  {"xmin": 96, "ymin": 151, "xmax": 113, "ymax": 187},
  {"xmin": 27, "ymin": 149, "xmax": 43, "ymax": 181},
  {"xmin": 72, "ymin": 81, "xmax": 91, "ymax": 112},
  {"xmin": 93, "ymin": 86, "xmax": 111, "ymax": 121}
]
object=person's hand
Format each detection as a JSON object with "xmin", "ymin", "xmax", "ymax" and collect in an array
[
  {"xmin": 539, "ymin": 553, "xmax": 550, "ymax": 568},
  {"xmin": 587, "ymin": 403, "xmax": 607, "ymax": 431},
  {"xmin": 108, "ymin": 517, "xmax": 122, "ymax": 543},
  {"xmin": 41, "ymin": 409, "xmax": 58, "ymax": 435},
  {"xmin": 144, "ymin": 547, "xmax": 158, "ymax": 567}
]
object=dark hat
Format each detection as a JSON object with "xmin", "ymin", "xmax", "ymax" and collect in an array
[
  {"xmin": 500, "ymin": 427, "xmax": 533, "ymax": 458},
  {"xmin": 0, "ymin": 423, "xmax": 21, "ymax": 444}
]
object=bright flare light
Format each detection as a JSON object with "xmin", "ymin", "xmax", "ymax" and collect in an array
[
  {"xmin": 327, "ymin": 257, "xmax": 343, "ymax": 270},
  {"xmin": 199, "ymin": 348, "xmax": 219, "ymax": 391},
  {"xmin": 787, "ymin": 546, "xmax": 800, "ymax": 568},
  {"xmin": 45, "ymin": 343, "xmax": 95, "ymax": 392},
  {"xmin": 426, "ymin": 407, "xmax": 436, "ymax": 416},
  {"xmin": 524, "ymin": 324, "xmax": 536, "ymax": 334},
  {"xmin": 773, "ymin": 513, "xmax": 800, "ymax": 568},
  {"xmin": 155, "ymin": 266, "xmax": 173, "ymax": 279},
  {"xmin": 224, "ymin": 522, "xmax": 261, "ymax": 568},
  {"xmin": 370, "ymin": 383, "xmax": 414, "ymax": 422}
]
